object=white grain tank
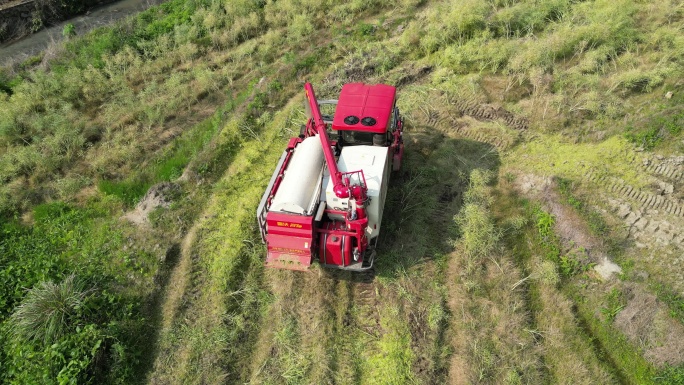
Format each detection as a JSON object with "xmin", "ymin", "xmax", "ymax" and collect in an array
[
  {"xmin": 269, "ymin": 135, "xmax": 325, "ymax": 215},
  {"xmin": 325, "ymin": 145, "xmax": 391, "ymax": 239}
]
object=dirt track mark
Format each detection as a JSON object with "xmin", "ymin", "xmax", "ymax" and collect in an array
[
  {"xmin": 585, "ymin": 170, "xmax": 684, "ymax": 217},
  {"xmin": 324, "ymin": 271, "xmax": 380, "ymax": 384},
  {"xmin": 419, "ymin": 106, "xmax": 516, "ymax": 149},
  {"xmin": 450, "ymin": 123, "xmax": 514, "ymax": 149},
  {"xmin": 393, "ymin": 65, "xmax": 434, "ymax": 87},
  {"xmin": 353, "ymin": 269, "xmax": 380, "ymax": 339},
  {"xmin": 444, "ymin": 96, "xmax": 529, "ymax": 131},
  {"xmin": 636, "ymin": 156, "xmax": 684, "ymax": 183},
  {"xmin": 416, "ymin": 92, "xmax": 527, "ymax": 150}
]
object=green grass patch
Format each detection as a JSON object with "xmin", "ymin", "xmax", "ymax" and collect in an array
[
  {"xmin": 97, "ymin": 92, "xmax": 246, "ymax": 205},
  {"xmin": 656, "ymin": 364, "xmax": 684, "ymax": 385},
  {"xmin": 650, "ymin": 283, "xmax": 684, "ymax": 325},
  {"xmin": 601, "ymin": 287, "xmax": 626, "ymax": 322},
  {"xmin": 153, "ymin": 114, "xmax": 222, "ymax": 181},
  {"xmin": 624, "ymin": 109, "xmax": 684, "ymax": 150},
  {"xmin": 0, "ymin": 200, "xmax": 152, "ymax": 384},
  {"xmin": 135, "ymin": 0, "xmax": 203, "ymax": 41},
  {"xmin": 51, "ymin": 0, "xmax": 202, "ymax": 72},
  {"xmin": 624, "ymin": 125, "xmax": 664, "ymax": 150},
  {"xmin": 364, "ymin": 305, "xmax": 416, "ymax": 385},
  {"xmin": 98, "ymin": 179, "xmax": 151, "ymax": 206},
  {"xmin": 511, "ymin": 135, "xmax": 645, "ymax": 187},
  {"xmin": 0, "ymin": 69, "xmax": 22, "ymax": 96},
  {"xmin": 56, "ymin": 27, "xmax": 133, "ymax": 71},
  {"xmin": 622, "ymin": 90, "xmax": 684, "ymax": 150}
]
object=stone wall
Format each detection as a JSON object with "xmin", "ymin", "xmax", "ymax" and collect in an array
[
  {"xmin": 0, "ymin": 0, "xmax": 37, "ymax": 43},
  {"xmin": 0, "ymin": 0, "xmax": 116, "ymax": 44}
]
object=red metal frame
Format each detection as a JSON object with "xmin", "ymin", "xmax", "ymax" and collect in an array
[
  {"xmin": 258, "ymin": 82, "xmax": 404, "ymax": 271},
  {"xmin": 266, "ymin": 137, "xmax": 302, "ymax": 210}
]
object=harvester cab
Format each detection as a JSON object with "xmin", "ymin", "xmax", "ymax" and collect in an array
[{"xmin": 256, "ymin": 82, "xmax": 404, "ymax": 271}]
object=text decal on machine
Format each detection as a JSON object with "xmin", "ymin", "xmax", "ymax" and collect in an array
[{"xmin": 276, "ymin": 222, "xmax": 303, "ymax": 228}]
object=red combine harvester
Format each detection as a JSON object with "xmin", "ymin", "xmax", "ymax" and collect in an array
[{"xmin": 256, "ymin": 82, "xmax": 404, "ymax": 271}]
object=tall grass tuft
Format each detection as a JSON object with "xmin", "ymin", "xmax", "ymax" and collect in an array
[{"xmin": 9, "ymin": 275, "xmax": 90, "ymax": 344}]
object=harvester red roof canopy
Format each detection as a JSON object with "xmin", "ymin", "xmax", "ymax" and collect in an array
[{"xmin": 332, "ymin": 83, "xmax": 396, "ymax": 134}]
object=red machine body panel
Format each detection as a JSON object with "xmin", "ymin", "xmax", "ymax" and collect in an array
[
  {"xmin": 265, "ymin": 212, "xmax": 315, "ymax": 270},
  {"xmin": 318, "ymin": 221, "xmax": 355, "ymax": 267},
  {"xmin": 332, "ymin": 83, "xmax": 396, "ymax": 133}
]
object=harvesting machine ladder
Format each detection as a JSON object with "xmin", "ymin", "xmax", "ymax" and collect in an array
[{"xmin": 257, "ymin": 82, "xmax": 403, "ymax": 271}]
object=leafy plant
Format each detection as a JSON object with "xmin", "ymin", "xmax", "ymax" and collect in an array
[
  {"xmin": 624, "ymin": 125, "xmax": 663, "ymax": 150},
  {"xmin": 655, "ymin": 364, "xmax": 684, "ymax": 385},
  {"xmin": 601, "ymin": 288, "xmax": 625, "ymax": 322},
  {"xmin": 356, "ymin": 22, "xmax": 376, "ymax": 37},
  {"xmin": 535, "ymin": 209, "xmax": 555, "ymax": 241},
  {"xmin": 559, "ymin": 255, "xmax": 581, "ymax": 277},
  {"xmin": 98, "ymin": 179, "xmax": 150, "ymax": 206},
  {"xmin": 62, "ymin": 23, "xmax": 76, "ymax": 39}
]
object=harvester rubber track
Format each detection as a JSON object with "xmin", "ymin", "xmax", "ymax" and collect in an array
[{"xmin": 620, "ymin": 152, "xmax": 684, "ymax": 183}]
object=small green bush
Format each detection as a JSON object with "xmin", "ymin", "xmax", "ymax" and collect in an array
[
  {"xmin": 62, "ymin": 23, "xmax": 76, "ymax": 39},
  {"xmin": 624, "ymin": 125, "xmax": 663, "ymax": 150},
  {"xmin": 0, "ymin": 69, "xmax": 22, "ymax": 96},
  {"xmin": 656, "ymin": 365, "xmax": 684, "ymax": 385},
  {"xmin": 600, "ymin": 288, "xmax": 625, "ymax": 322}
]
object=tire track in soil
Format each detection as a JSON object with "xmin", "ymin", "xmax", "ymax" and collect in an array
[
  {"xmin": 642, "ymin": 162, "xmax": 684, "ymax": 182},
  {"xmin": 330, "ymin": 270, "xmax": 380, "ymax": 384},
  {"xmin": 443, "ymin": 96, "xmax": 529, "ymax": 131},
  {"xmin": 329, "ymin": 278, "xmax": 357, "ymax": 384},
  {"xmin": 352, "ymin": 269, "xmax": 381, "ymax": 339},
  {"xmin": 584, "ymin": 170, "xmax": 684, "ymax": 217},
  {"xmin": 418, "ymin": 101, "xmax": 525, "ymax": 150},
  {"xmin": 634, "ymin": 157, "xmax": 684, "ymax": 183}
]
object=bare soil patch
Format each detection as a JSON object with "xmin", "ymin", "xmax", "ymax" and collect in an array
[
  {"xmin": 123, "ymin": 182, "xmax": 179, "ymax": 225},
  {"xmin": 514, "ymin": 173, "xmax": 612, "ymax": 273},
  {"xmin": 615, "ymin": 283, "xmax": 684, "ymax": 367}
]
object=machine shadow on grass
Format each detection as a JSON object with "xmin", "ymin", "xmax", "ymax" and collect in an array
[
  {"xmin": 133, "ymin": 242, "xmax": 182, "ymax": 381},
  {"xmin": 323, "ymin": 132, "xmax": 501, "ymax": 282}
]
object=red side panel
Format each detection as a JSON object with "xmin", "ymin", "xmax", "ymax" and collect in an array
[
  {"xmin": 318, "ymin": 222, "xmax": 353, "ymax": 267},
  {"xmin": 265, "ymin": 212, "xmax": 315, "ymax": 271},
  {"xmin": 332, "ymin": 83, "xmax": 396, "ymax": 134}
]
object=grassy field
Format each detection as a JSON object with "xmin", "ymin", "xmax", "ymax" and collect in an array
[{"xmin": 1, "ymin": 0, "xmax": 684, "ymax": 383}]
